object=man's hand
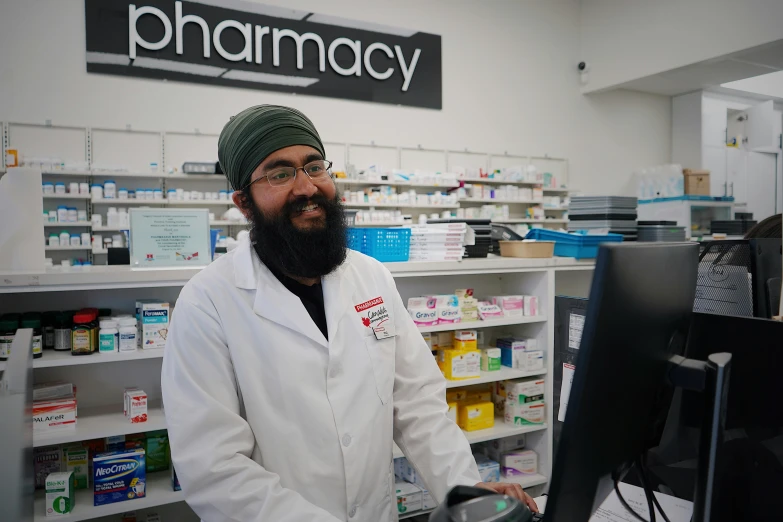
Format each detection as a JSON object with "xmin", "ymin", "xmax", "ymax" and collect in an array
[{"xmin": 475, "ymin": 482, "xmax": 539, "ymax": 513}]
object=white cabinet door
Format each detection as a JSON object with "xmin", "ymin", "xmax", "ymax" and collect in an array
[
  {"xmin": 726, "ymin": 147, "xmax": 747, "ymax": 204},
  {"xmin": 746, "ymin": 151, "xmax": 777, "ymax": 220},
  {"xmin": 702, "ymin": 145, "xmax": 727, "ymax": 196},
  {"xmin": 747, "ymin": 101, "xmax": 778, "ymax": 152},
  {"xmin": 702, "ymin": 96, "xmax": 729, "ymax": 147}
]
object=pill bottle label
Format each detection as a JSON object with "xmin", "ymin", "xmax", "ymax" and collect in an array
[
  {"xmin": 99, "ymin": 333, "xmax": 116, "ymax": 353},
  {"xmin": 32, "ymin": 334, "xmax": 43, "ymax": 356},
  {"xmin": 71, "ymin": 328, "xmax": 91, "ymax": 354},
  {"xmin": 44, "ymin": 328, "xmax": 55, "ymax": 349},
  {"xmin": 119, "ymin": 332, "xmax": 137, "ymax": 352},
  {"xmin": 0, "ymin": 334, "xmax": 13, "ymax": 359}
]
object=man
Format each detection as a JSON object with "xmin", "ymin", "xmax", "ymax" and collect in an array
[{"xmin": 161, "ymin": 105, "xmax": 537, "ymax": 521}]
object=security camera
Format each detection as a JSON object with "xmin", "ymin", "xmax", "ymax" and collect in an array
[{"xmin": 578, "ymin": 61, "xmax": 589, "ymax": 72}]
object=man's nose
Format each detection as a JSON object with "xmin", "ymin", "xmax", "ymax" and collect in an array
[{"xmin": 290, "ymin": 168, "xmax": 318, "ymax": 198}]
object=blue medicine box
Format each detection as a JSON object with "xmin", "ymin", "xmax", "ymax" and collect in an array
[{"xmin": 93, "ymin": 447, "xmax": 146, "ymax": 506}]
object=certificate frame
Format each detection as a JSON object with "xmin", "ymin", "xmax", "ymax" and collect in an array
[{"xmin": 129, "ymin": 208, "xmax": 211, "ymax": 268}]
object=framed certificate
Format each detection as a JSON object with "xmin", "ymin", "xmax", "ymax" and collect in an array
[{"xmin": 129, "ymin": 208, "xmax": 211, "ymax": 268}]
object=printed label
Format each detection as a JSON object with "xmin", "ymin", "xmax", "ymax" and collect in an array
[
  {"xmin": 32, "ymin": 334, "xmax": 43, "ymax": 355},
  {"xmin": 71, "ymin": 329, "xmax": 91, "ymax": 353},
  {"xmin": 355, "ymin": 296, "xmax": 384, "ymax": 313},
  {"xmin": 0, "ymin": 334, "xmax": 12, "ymax": 358},
  {"xmin": 99, "ymin": 334, "xmax": 115, "ymax": 352}
]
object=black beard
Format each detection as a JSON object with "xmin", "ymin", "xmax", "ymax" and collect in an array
[{"xmin": 248, "ymin": 192, "xmax": 348, "ymax": 279}]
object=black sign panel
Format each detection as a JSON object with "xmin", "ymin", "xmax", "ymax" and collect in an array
[{"xmin": 84, "ymin": 0, "xmax": 442, "ymax": 109}]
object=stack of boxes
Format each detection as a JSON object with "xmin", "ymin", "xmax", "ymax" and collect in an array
[
  {"xmin": 446, "ymin": 383, "xmax": 495, "ymax": 432},
  {"xmin": 496, "ymin": 337, "xmax": 544, "ymax": 372},
  {"xmin": 437, "ymin": 330, "xmax": 480, "ymax": 382},
  {"xmin": 33, "ymin": 382, "xmax": 77, "ymax": 434},
  {"xmin": 482, "ymin": 435, "xmax": 539, "ymax": 479},
  {"xmin": 499, "ymin": 377, "xmax": 546, "ymax": 428},
  {"xmin": 457, "ymin": 289, "xmax": 479, "ymax": 322},
  {"xmin": 394, "ymin": 458, "xmax": 436, "ymax": 515}
]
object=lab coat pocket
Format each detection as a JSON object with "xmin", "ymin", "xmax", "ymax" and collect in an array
[{"xmin": 364, "ymin": 335, "xmax": 395, "ymax": 405}]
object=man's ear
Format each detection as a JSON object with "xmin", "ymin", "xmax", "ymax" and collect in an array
[{"xmin": 232, "ymin": 191, "xmax": 254, "ymax": 221}]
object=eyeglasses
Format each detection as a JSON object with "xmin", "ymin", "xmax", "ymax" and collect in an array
[{"xmin": 244, "ymin": 160, "xmax": 333, "ymax": 189}]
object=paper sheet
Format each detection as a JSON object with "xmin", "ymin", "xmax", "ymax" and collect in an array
[
  {"xmin": 557, "ymin": 363, "xmax": 575, "ymax": 422},
  {"xmin": 590, "ymin": 483, "xmax": 693, "ymax": 522},
  {"xmin": 568, "ymin": 313, "xmax": 585, "ymax": 349}
]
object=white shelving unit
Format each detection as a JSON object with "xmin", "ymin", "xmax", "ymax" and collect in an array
[
  {"xmin": 33, "ymin": 348, "xmax": 165, "ymax": 369},
  {"xmin": 491, "ymin": 218, "xmax": 568, "ymax": 225},
  {"xmin": 335, "ymin": 178, "xmax": 460, "ymax": 189},
  {"xmin": 44, "ymin": 221, "xmax": 91, "ymax": 227},
  {"xmin": 542, "ymin": 187, "xmax": 569, "ymax": 193},
  {"xmin": 343, "ymin": 202, "xmax": 460, "ymax": 209},
  {"xmin": 43, "ymin": 193, "xmax": 90, "ymax": 200},
  {"xmin": 34, "ymin": 404, "xmax": 166, "ymax": 447},
  {"xmin": 165, "ymin": 199, "xmax": 233, "ymax": 206},
  {"xmin": 462, "ymin": 178, "xmax": 541, "ymax": 186},
  {"xmin": 445, "ymin": 367, "xmax": 546, "ymax": 389},
  {"xmin": 91, "ymin": 197, "xmax": 168, "ymax": 205},
  {"xmin": 44, "ymin": 245, "xmax": 91, "ymax": 251},
  {"xmin": 33, "ymin": 471, "xmax": 183, "ymax": 522},
  {"xmin": 418, "ymin": 315, "xmax": 546, "ymax": 333},
  {"xmin": 460, "ymin": 198, "xmax": 543, "ymax": 205}
]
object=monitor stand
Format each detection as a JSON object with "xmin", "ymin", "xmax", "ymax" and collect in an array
[{"xmin": 666, "ymin": 352, "xmax": 731, "ymax": 522}]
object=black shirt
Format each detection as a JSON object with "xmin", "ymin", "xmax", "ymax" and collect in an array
[{"xmin": 270, "ymin": 269, "xmax": 329, "ymax": 340}]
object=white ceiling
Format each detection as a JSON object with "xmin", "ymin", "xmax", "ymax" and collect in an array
[{"xmin": 615, "ymin": 39, "xmax": 783, "ymax": 96}]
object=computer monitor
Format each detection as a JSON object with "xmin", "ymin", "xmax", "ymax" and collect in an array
[
  {"xmin": 544, "ymin": 242, "xmax": 701, "ymax": 521},
  {"xmin": 749, "ymin": 238, "xmax": 782, "ymax": 318}
]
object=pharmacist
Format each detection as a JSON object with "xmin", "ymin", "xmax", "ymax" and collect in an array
[{"xmin": 161, "ymin": 105, "xmax": 537, "ymax": 521}]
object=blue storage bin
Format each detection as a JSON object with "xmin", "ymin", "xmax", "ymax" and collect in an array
[
  {"xmin": 347, "ymin": 228, "xmax": 411, "ymax": 262},
  {"xmin": 525, "ymin": 229, "xmax": 623, "ymax": 259}
]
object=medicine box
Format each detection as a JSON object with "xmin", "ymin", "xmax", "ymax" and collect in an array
[
  {"xmin": 481, "ymin": 347, "xmax": 501, "ymax": 371},
  {"xmin": 446, "ymin": 389, "xmax": 468, "ymax": 403},
  {"xmin": 439, "ymin": 348, "xmax": 480, "ymax": 380},
  {"xmin": 105, "ymin": 435, "xmax": 126, "ymax": 452},
  {"xmin": 63, "ymin": 446, "xmax": 89, "ymax": 489},
  {"xmin": 45, "ymin": 471, "xmax": 75, "ymax": 517},
  {"xmin": 505, "ymin": 401, "xmax": 546, "ymax": 426},
  {"xmin": 487, "ymin": 435, "xmax": 526, "ymax": 462},
  {"xmin": 144, "ymin": 430, "xmax": 171, "ymax": 472},
  {"xmin": 465, "ymin": 386, "xmax": 492, "ymax": 402},
  {"xmin": 521, "ymin": 350, "xmax": 544, "ymax": 372},
  {"xmin": 501, "ymin": 450, "xmax": 538, "ymax": 477},
  {"xmin": 458, "ymin": 401, "xmax": 494, "ymax": 431},
  {"xmin": 395, "ymin": 480, "xmax": 422, "ymax": 514},
  {"xmin": 34, "ymin": 397, "xmax": 77, "ymax": 432},
  {"xmin": 125, "ymin": 389, "xmax": 148, "ymax": 424},
  {"xmin": 394, "ymin": 457, "xmax": 426, "ymax": 488},
  {"xmin": 419, "ymin": 486, "xmax": 436, "ymax": 510},
  {"xmin": 35, "ymin": 446, "xmax": 63, "ymax": 489},
  {"xmin": 454, "ymin": 330, "xmax": 477, "ymax": 342},
  {"xmin": 504, "ymin": 378, "xmax": 545, "ymax": 404},
  {"xmin": 473, "ymin": 453, "xmax": 501, "ymax": 483},
  {"xmin": 93, "ymin": 447, "xmax": 146, "ymax": 506},
  {"xmin": 523, "ymin": 296, "xmax": 539, "ymax": 316},
  {"xmin": 34, "ymin": 381, "xmax": 74, "ymax": 401},
  {"xmin": 135, "ymin": 300, "xmax": 169, "ymax": 349}
]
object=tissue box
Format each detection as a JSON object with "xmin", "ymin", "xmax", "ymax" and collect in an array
[
  {"xmin": 396, "ymin": 480, "xmax": 422, "ymax": 514},
  {"xmin": 501, "ymin": 450, "xmax": 538, "ymax": 477}
]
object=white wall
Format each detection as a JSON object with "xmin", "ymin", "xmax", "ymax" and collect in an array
[
  {"xmin": 0, "ymin": 0, "xmax": 671, "ymax": 196},
  {"xmin": 579, "ymin": 0, "xmax": 783, "ymax": 93}
]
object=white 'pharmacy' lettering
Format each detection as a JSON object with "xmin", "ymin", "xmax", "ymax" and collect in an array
[{"xmin": 129, "ymin": 2, "xmax": 422, "ymax": 91}]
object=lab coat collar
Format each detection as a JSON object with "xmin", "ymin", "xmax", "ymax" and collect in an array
[{"xmin": 232, "ymin": 235, "xmax": 354, "ymax": 350}]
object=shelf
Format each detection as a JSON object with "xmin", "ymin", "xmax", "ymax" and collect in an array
[
  {"xmin": 343, "ymin": 202, "xmax": 460, "ymax": 209},
  {"xmin": 44, "ymin": 221, "xmax": 91, "ymax": 227},
  {"xmin": 400, "ymin": 508, "xmax": 435, "ymax": 520},
  {"xmin": 504, "ymin": 473, "xmax": 548, "ymax": 489},
  {"xmin": 166, "ymin": 173, "xmax": 227, "ymax": 180},
  {"xmin": 490, "ymin": 218, "xmax": 568, "ymax": 225},
  {"xmin": 166, "ymin": 199, "xmax": 233, "ymax": 206},
  {"xmin": 91, "ymin": 170, "xmax": 165, "ymax": 179},
  {"xmin": 542, "ymin": 187, "xmax": 569, "ymax": 193},
  {"xmin": 34, "ymin": 404, "xmax": 166, "ymax": 447},
  {"xmin": 210, "ymin": 220, "xmax": 247, "ymax": 226},
  {"xmin": 33, "ymin": 470, "xmax": 184, "ymax": 522},
  {"xmin": 351, "ymin": 221, "xmax": 407, "ymax": 227},
  {"xmin": 335, "ymin": 178, "xmax": 459, "ymax": 189},
  {"xmin": 418, "ymin": 315, "xmax": 546, "ymax": 333},
  {"xmin": 543, "ymin": 207, "xmax": 568, "ymax": 211},
  {"xmin": 462, "ymin": 178, "xmax": 541, "ymax": 186},
  {"xmin": 91, "ymin": 249, "xmax": 108, "ymax": 254},
  {"xmin": 393, "ymin": 421, "xmax": 547, "ymax": 458},
  {"xmin": 0, "ymin": 257, "xmax": 593, "ymax": 292},
  {"xmin": 43, "ymin": 193, "xmax": 90, "ymax": 200},
  {"xmin": 41, "ymin": 170, "xmax": 92, "ymax": 177},
  {"xmin": 445, "ymin": 367, "xmax": 547, "ymax": 389},
  {"xmin": 91, "ymin": 197, "xmax": 167, "ymax": 205},
  {"xmin": 34, "ymin": 348, "xmax": 165, "ymax": 369},
  {"xmin": 44, "ymin": 245, "xmax": 91, "ymax": 251},
  {"xmin": 460, "ymin": 198, "xmax": 543, "ymax": 205},
  {"xmin": 92, "ymin": 226, "xmax": 128, "ymax": 232}
]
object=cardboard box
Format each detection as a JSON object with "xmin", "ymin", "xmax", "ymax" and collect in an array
[
  {"xmin": 395, "ymin": 480, "xmax": 422, "ymax": 515},
  {"xmin": 93, "ymin": 448, "xmax": 146, "ymax": 506},
  {"xmin": 145, "ymin": 431, "xmax": 170, "ymax": 472},
  {"xmin": 481, "ymin": 347, "xmax": 501, "ymax": 371},
  {"xmin": 33, "ymin": 398, "xmax": 77, "ymax": 432},
  {"xmin": 683, "ymin": 169, "xmax": 710, "ymax": 196},
  {"xmin": 63, "ymin": 446, "xmax": 89, "ymax": 489},
  {"xmin": 439, "ymin": 349, "xmax": 480, "ymax": 380},
  {"xmin": 473, "ymin": 453, "xmax": 501, "ymax": 483},
  {"xmin": 501, "ymin": 450, "xmax": 538, "ymax": 477},
  {"xmin": 419, "ymin": 487, "xmax": 436, "ymax": 510},
  {"xmin": 45, "ymin": 471, "xmax": 74, "ymax": 517},
  {"xmin": 458, "ymin": 401, "xmax": 494, "ymax": 431},
  {"xmin": 35, "ymin": 446, "xmax": 62, "ymax": 489}
]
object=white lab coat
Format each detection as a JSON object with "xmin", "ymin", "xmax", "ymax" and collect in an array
[{"xmin": 161, "ymin": 236, "xmax": 481, "ymax": 522}]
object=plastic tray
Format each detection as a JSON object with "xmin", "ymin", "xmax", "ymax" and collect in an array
[
  {"xmin": 525, "ymin": 229, "xmax": 623, "ymax": 259},
  {"xmin": 347, "ymin": 227, "xmax": 411, "ymax": 262}
]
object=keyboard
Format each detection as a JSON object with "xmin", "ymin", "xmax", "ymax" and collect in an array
[{"xmin": 532, "ymin": 513, "xmax": 545, "ymax": 522}]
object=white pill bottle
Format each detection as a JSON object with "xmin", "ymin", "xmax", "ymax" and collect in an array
[{"xmin": 118, "ymin": 317, "xmax": 138, "ymax": 352}]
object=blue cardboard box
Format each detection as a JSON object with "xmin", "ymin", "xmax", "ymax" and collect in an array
[{"xmin": 93, "ymin": 447, "xmax": 146, "ymax": 506}]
